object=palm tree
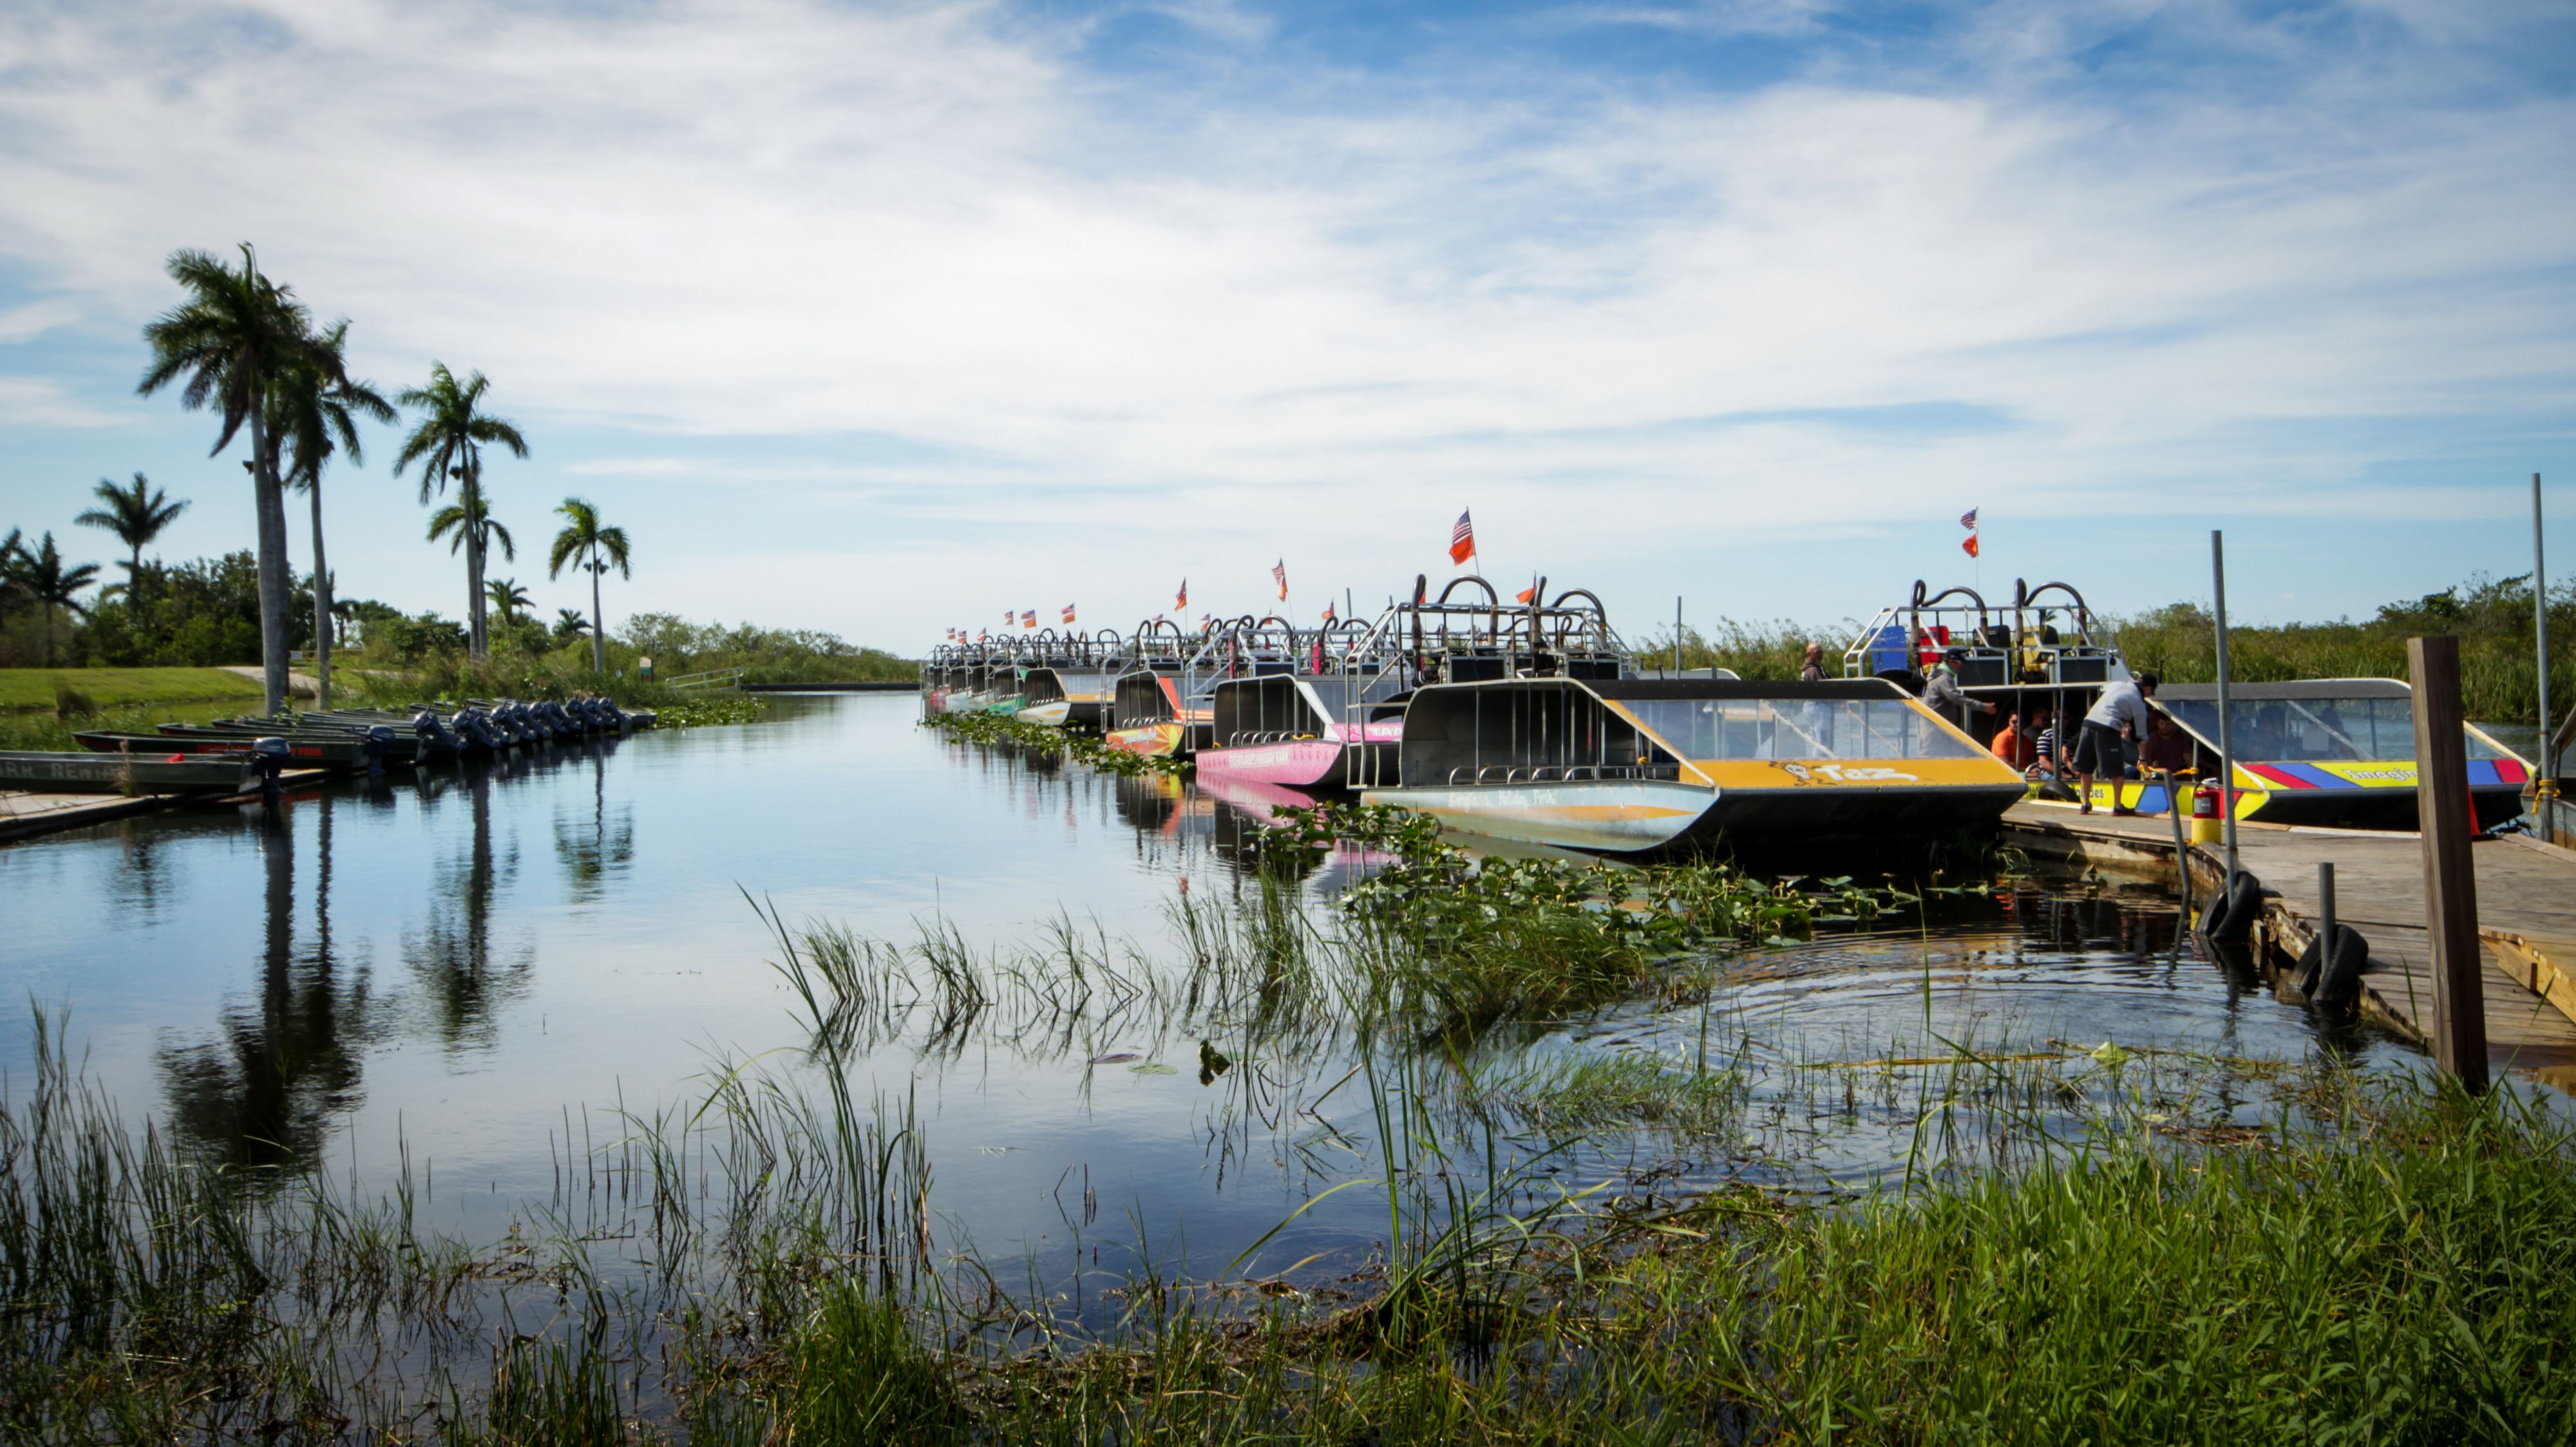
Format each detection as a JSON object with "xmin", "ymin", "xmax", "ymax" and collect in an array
[
  {"xmin": 547, "ymin": 498, "xmax": 630, "ymax": 674},
  {"xmin": 74, "ymin": 473, "xmax": 188, "ymax": 594},
  {"xmin": 428, "ymin": 493, "xmax": 515, "ymax": 588},
  {"xmin": 138, "ymin": 244, "xmax": 334, "ymax": 716},
  {"xmin": 15, "ymin": 533, "xmax": 101, "ymax": 665},
  {"xmin": 485, "ymin": 576, "xmax": 531, "ymax": 626},
  {"xmin": 395, "ymin": 364, "xmax": 527, "ymax": 661},
  {"xmin": 0, "ymin": 529, "xmax": 26, "ymax": 619},
  {"xmin": 272, "ymin": 322, "xmax": 393, "ymax": 707},
  {"xmin": 553, "ymin": 608, "xmax": 591, "ymax": 647}
]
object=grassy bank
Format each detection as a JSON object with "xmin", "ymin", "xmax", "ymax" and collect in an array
[{"xmin": 0, "ymin": 666, "xmax": 263, "ymax": 712}]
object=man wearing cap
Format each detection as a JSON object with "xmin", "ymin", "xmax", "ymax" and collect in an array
[{"xmin": 1922, "ymin": 652, "xmax": 1996, "ymax": 732}]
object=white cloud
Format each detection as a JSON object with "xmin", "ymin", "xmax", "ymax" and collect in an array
[
  {"xmin": 0, "ymin": 0, "xmax": 2568, "ymax": 634},
  {"xmin": 0, "ymin": 375, "xmax": 120, "ymax": 428},
  {"xmin": 0, "ymin": 299, "xmax": 80, "ymax": 344}
]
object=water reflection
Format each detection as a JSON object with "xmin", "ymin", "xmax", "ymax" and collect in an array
[
  {"xmin": 407, "ymin": 760, "xmax": 533, "ymax": 1050},
  {"xmin": 158, "ymin": 799, "xmax": 381, "ymax": 1169},
  {"xmin": 554, "ymin": 742, "xmax": 635, "ymax": 902}
]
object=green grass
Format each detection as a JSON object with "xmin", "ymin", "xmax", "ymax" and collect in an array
[
  {"xmin": 0, "ymin": 667, "xmax": 263, "ymax": 712},
  {"xmin": 10, "ymin": 898, "xmax": 2576, "ymax": 1445},
  {"xmin": 0, "ymin": 697, "xmax": 270, "ymax": 752}
]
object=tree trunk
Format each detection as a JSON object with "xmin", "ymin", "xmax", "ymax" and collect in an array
[
  {"xmin": 249, "ymin": 401, "xmax": 291, "ymax": 717},
  {"xmin": 309, "ymin": 479, "xmax": 332, "ymax": 708},
  {"xmin": 42, "ymin": 603, "xmax": 53, "ymax": 666},
  {"xmin": 464, "ymin": 466, "xmax": 488, "ymax": 663},
  {"xmin": 591, "ymin": 554, "xmax": 605, "ymax": 674}
]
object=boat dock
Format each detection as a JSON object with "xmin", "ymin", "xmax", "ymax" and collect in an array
[
  {"xmin": 0, "ymin": 769, "xmax": 332, "ymax": 844},
  {"xmin": 2002, "ymin": 801, "xmax": 2576, "ymax": 1079}
]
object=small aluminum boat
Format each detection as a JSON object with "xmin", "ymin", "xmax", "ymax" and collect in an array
[{"xmin": 0, "ymin": 748, "xmax": 258, "ymax": 795}]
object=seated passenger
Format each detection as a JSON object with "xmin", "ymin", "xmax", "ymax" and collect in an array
[
  {"xmin": 2138, "ymin": 710, "xmax": 2193, "ymax": 779},
  {"xmin": 1991, "ymin": 711, "xmax": 2039, "ymax": 771}
]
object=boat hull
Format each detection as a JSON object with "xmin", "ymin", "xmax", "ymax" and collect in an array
[
  {"xmin": 83, "ymin": 731, "xmax": 371, "ymax": 770},
  {"xmin": 1019, "ymin": 700, "xmax": 1074, "ymax": 727},
  {"xmin": 2081, "ymin": 757, "xmax": 2530, "ymax": 831},
  {"xmin": 1106, "ymin": 721, "xmax": 1189, "ymax": 759},
  {"xmin": 0, "ymin": 750, "xmax": 254, "ymax": 795},
  {"xmin": 1363, "ymin": 780, "xmax": 1718, "ymax": 854},
  {"xmin": 1363, "ymin": 777, "xmax": 2027, "ymax": 856}
]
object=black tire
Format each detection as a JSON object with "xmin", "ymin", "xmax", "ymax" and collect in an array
[
  {"xmin": 2197, "ymin": 871, "xmax": 2262, "ymax": 944},
  {"xmin": 2315, "ymin": 924, "xmax": 2369, "ymax": 1014}
]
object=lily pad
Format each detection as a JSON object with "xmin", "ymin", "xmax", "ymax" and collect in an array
[{"xmin": 1129, "ymin": 1063, "xmax": 1179, "ymax": 1076}]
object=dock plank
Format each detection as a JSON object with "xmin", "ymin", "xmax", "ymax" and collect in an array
[
  {"xmin": 0, "ymin": 768, "xmax": 335, "ymax": 844},
  {"xmin": 2002, "ymin": 800, "xmax": 2576, "ymax": 1078}
]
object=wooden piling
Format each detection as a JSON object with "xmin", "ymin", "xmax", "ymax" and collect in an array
[{"xmin": 2410, "ymin": 634, "xmax": 2488, "ymax": 1093}]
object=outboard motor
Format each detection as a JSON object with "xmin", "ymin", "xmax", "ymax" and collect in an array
[
  {"xmin": 363, "ymin": 724, "xmax": 396, "ymax": 777},
  {"xmin": 251, "ymin": 735, "xmax": 290, "ymax": 810},
  {"xmin": 544, "ymin": 700, "xmax": 579, "ymax": 735},
  {"xmin": 412, "ymin": 708, "xmax": 461, "ymax": 760},
  {"xmin": 451, "ymin": 706, "xmax": 505, "ymax": 752}
]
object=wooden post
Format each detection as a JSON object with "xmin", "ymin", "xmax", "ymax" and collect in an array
[
  {"xmin": 2410, "ymin": 634, "xmax": 2488, "ymax": 1093},
  {"xmin": 2211, "ymin": 531, "xmax": 2241, "ymax": 881},
  {"xmin": 2537, "ymin": 473, "xmax": 2555, "ymax": 843}
]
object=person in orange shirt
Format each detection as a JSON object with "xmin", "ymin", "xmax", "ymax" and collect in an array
[{"xmin": 1991, "ymin": 710, "xmax": 2039, "ymax": 771}]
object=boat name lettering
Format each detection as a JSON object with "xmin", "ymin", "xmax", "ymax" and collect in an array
[{"xmin": 1778, "ymin": 762, "xmax": 1919, "ymax": 784}]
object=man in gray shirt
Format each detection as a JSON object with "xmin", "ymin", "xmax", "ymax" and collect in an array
[
  {"xmin": 1923, "ymin": 653, "xmax": 1996, "ymax": 732},
  {"xmin": 2074, "ymin": 672, "xmax": 2159, "ymax": 815}
]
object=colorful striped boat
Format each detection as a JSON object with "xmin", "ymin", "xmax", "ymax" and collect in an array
[{"xmin": 2092, "ymin": 679, "xmax": 2533, "ymax": 829}]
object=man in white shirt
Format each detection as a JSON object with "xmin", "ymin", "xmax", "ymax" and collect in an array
[{"xmin": 2074, "ymin": 672, "xmax": 2159, "ymax": 815}]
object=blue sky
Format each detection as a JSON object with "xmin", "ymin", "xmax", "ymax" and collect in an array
[{"xmin": 1, "ymin": 0, "xmax": 2571, "ymax": 649}]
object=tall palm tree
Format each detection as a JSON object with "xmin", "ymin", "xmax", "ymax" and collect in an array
[
  {"xmin": 395, "ymin": 364, "xmax": 526, "ymax": 662},
  {"xmin": 485, "ymin": 576, "xmax": 531, "ymax": 626},
  {"xmin": 138, "ymin": 244, "xmax": 334, "ymax": 716},
  {"xmin": 16, "ymin": 533, "xmax": 101, "ymax": 665},
  {"xmin": 273, "ymin": 321, "xmax": 393, "ymax": 707},
  {"xmin": 547, "ymin": 497, "xmax": 630, "ymax": 674},
  {"xmin": 0, "ymin": 528, "xmax": 26, "ymax": 619},
  {"xmin": 428, "ymin": 493, "xmax": 515, "ymax": 591},
  {"xmin": 74, "ymin": 473, "xmax": 188, "ymax": 593}
]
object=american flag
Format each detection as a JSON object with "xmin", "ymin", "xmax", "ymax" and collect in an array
[
  {"xmin": 977, "ymin": 629, "xmax": 988, "ymax": 641},
  {"xmin": 1175, "ymin": 578, "xmax": 1188, "ymax": 609},
  {"xmin": 1061, "ymin": 603, "xmax": 1076, "ymax": 624},
  {"xmin": 1321, "ymin": 600, "xmax": 1336, "ymax": 623},
  {"xmin": 1021, "ymin": 610, "xmax": 1036, "ymax": 628},
  {"xmin": 1960, "ymin": 507, "xmax": 1978, "ymax": 531},
  {"xmin": 1003, "ymin": 609, "xmax": 1012, "ymax": 623},
  {"xmin": 1272, "ymin": 560, "xmax": 1288, "ymax": 601},
  {"xmin": 1449, "ymin": 509, "xmax": 1475, "ymax": 565},
  {"xmin": 1197, "ymin": 613, "xmax": 1211, "ymax": 629}
]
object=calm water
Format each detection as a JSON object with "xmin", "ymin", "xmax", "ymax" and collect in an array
[{"xmin": 0, "ymin": 694, "xmax": 2427, "ymax": 1295}]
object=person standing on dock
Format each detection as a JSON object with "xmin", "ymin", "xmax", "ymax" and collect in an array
[
  {"xmin": 1799, "ymin": 642, "xmax": 1827, "ymax": 683},
  {"xmin": 2075, "ymin": 671, "xmax": 2159, "ymax": 815}
]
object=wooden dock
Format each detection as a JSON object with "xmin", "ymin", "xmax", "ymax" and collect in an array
[
  {"xmin": 0, "ymin": 769, "xmax": 334, "ymax": 844},
  {"xmin": 2002, "ymin": 800, "xmax": 2576, "ymax": 1083}
]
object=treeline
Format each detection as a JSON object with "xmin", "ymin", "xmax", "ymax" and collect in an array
[
  {"xmin": 1652, "ymin": 572, "xmax": 2573, "ymax": 723},
  {"xmin": 618, "ymin": 612, "xmax": 914, "ymax": 683}
]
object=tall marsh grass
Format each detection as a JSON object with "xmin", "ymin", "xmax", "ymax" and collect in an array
[{"xmin": 11, "ymin": 867, "xmax": 2576, "ymax": 1442}]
